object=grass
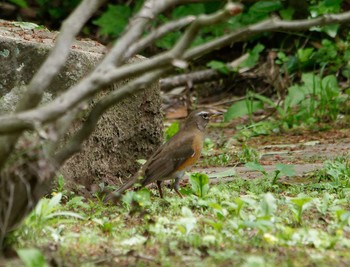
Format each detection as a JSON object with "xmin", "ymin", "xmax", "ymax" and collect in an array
[{"xmin": 5, "ymin": 155, "xmax": 350, "ymax": 267}]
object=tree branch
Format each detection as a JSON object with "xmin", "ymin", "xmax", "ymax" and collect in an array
[
  {"xmin": 160, "ymin": 54, "xmax": 249, "ymax": 91},
  {"xmin": 54, "ymin": 69, "xmax": 168, "ymax": 165},
  {"xmin": 184, "ymin": 11, "xmax": 350, "ymax": 60},
  {"xmin": 54, "ymin": 3, "xmax": 238, "ymax": 164},
  {"xmin": 1, "ymin": 8, "xmax": 349, "ymax": 137},
  {"xmin": 0, "ymin": 0, "xmax": 105, "ymax": 168},
  {"xmin": 101, "ymin": 0, "xmax": 195, "ymax": 66},
  {"xmin": 0, "ymin": 3, "xmax": 237, "ymax": 135},
  {"xmin": 122, "ymin": 16, "xmax": 196, "ymax": 61}
]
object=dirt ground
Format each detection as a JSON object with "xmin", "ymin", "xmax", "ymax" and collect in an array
[{"xmin": 194, "ymin": 127, "xmax": 350, "ymax": 184}]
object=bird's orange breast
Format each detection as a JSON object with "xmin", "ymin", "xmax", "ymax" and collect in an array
[{"xmin": 177, "ymin": 131, "xmax": 204, "ymax": 171}]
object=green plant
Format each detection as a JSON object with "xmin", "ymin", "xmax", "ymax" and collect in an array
[
  {"xmin": 239, "ymin": 43, "xmax": 265, "ymax": 69},
  {"xmin": 55, "ymin": 174, "xmax": 65, "ymax": 193},
  {"xmin": 203, "ymin": 153, "xmax": 232, "ymax": 167},
  {"xmin": 9, "ymin": 0, "xmax": 28, "ymax": 8},
  {"xmin": 122, "ymin": 188, "xmax": 152, "ymax": 209},
  {"xmin": 271, "ymin": 163, "xmax": 296, "ymax": 185},
  {"xmin": 24, "ymin": 193, "xmax": 84, "ymax": 228},
  {"xmin": 177, "ymin": 207, "xmax": 197, "ymax": 235},
  {"xmin": 92, "ymin": 217, "xmax": 116, "ymax": 234},
  {"xmin": 283, "ymin": 73, "xmax": 345, "ymax": 126},
  {"xmin": 245, "ymin": 162, "xmax": 296, "ymax": 186},
  {"xmin": 324, "ymin": 158, "xmax": 350, "ymax": 187},
  {"xmin": 236, "ymin": 143, "xmax": 260, "ymax": 163},
  {"xmin": 230, "ymin": 72, "xmax": 348, "ymax": 129},
  {"xmin": 17, "ymin": 248, "xmax": 49, "ymax": 267},
  {"xmin": 164, "ymin": 121, "xmax": 180, "ymax": 141},
  {"xmin": 93, "ymin": 4, "xmax": 132, "ymax": 37},
  {"xmin": 312, "ymin": 157, "xmax": 350, "ymax": 194},
  {"xmin": 207, "ymin": 60, "xmax": 231, "ymax": 75},
  {"xmin": 224, "ymin": 97, "xmax": 263, "ymax": 122},
  {"xmin": 189, "ymin": 173, "xmax": 210, "ymax": 198},
  {"xmin": 287, "ymin": 195, "xmax": 313, "ymax": 225}
]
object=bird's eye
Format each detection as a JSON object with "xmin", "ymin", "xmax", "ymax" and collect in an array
[{"xmin": 198, "ymin": 112, "xmax": 209, "ymax": 120}]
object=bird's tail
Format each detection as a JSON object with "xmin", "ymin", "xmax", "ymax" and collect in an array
[{"xmin": 104, "ymin": 172, "xmax": 143, "ymax": 204}]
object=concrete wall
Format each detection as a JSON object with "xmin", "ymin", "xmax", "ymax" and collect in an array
[{"xmin": 0, "ymin": 20, "xmax": 163, "ymax": 195}]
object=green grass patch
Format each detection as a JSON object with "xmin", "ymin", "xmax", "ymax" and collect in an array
[{"xmin": 6, "ymin": 157, "xmax": 350, "ymax": 266}]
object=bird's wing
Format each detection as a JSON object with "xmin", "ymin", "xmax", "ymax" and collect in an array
[{"xmin": 141, "ymin": 131, "xmax": 196, "ymax": 186}]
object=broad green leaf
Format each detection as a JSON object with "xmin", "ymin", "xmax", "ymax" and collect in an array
[
  {"xmin": 17, "ymin": 248, "xmax": 48, "ymax": 267},
  {"xmin": 249, "ymin": 92, "xmax": 285, "ymax": 117},
  {"xmin": 9, "ymin": 0, "xmax": 28, "ymax": 8},
  {"xmin": 93, "ymin": 5, "xmax": 131, "ymax": 36},
  {"xmin": 45, "ymin": 211, "xmax": 85, "ymax": 220},
  {"xmin": 244, "ymin": 1, "xmax": 283, "ymax": 24},
  {"xmin": 224, "ymin": 99, "xmax": 263, "ymax": 122},
  {"xmin": 279, "ymin": 7, "xmax": 294, "ymax": 20},
  {"xmin": 242, "ymin": 256, "xmax": 266, "ymax": 267},
  {"xmin": 342, "ymin": 67, "xmax": 350, "ymax": 79},
  {"xmin": 172, "ymin": 4, "xmax": 205, "ymax": 18},
  {"xmin": 177, "ymin": 207, "xmax": 197, "ymax": 234},
  {"xmin": 207, "ymin": 60, "xmax": 230, "ymax": 75},
  {"xmin": 301, "ymin": 73, "xmax": 322, "ymax": 94},
  {"xmin": 156, "ymin": 32, "xmax": 181, "ymax": 49},
  {"xmin": 245, "ymin": 162, "xmax": 266, "ymax": 174},
  {"xmin": 48, "ymin": 193, "xmax": 62, "ymax": 210},
  {"xmin": 13, "ymin": 22, "xmax": 40, "ymax": 30},
  {"xmin": 189, "ymin": 173, "xmax": 210, "ymax": 198},
  {"xmin": 323, "ymin": 24, "xmax": 340, "ymax": 38},
  {"xmin": 164, "ymin": 121, "xmax": 179, "ymax": 141},
  {"xmin": 322, "ymin": 75, "xmax": 340, "ymax": 97},
  {"xmin": 240, "ymin": 43, "xmax": 265, "ymax": 68},
  {"xmin": 249, "ymin": 1, "xmax": 283, "ymax": 13},
  {"xmin": 297, "ymin": 48, "xmax": 314, "ymax": 63},
  {"xmin": 204, "ymin": 1, "xmax": 224, "ymax": 13},
  {"xmin": 310, "ymin": 0, "xmax": 341, "ymax": 17},
  {"xmin": 290, "ymin": 197, "xmax": 312, "ymax": 208},
  {"xmin": 258, "ymin": 193, "xmax": 277, "ymax": 218},
  {"xmin": 275, "ymin": 164, "xmax": 296, "ymax": 177},
  {"xmin": 284, "ymin": 85, "xmax": 305, "ymax": 108}
]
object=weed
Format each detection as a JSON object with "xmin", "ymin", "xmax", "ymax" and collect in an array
[
  {"xmin": 189, "ymin": 173, "xmax": 210, "ymax": 198},
  {"xmin": 236, "ymin": 143, "xmax": 260, "ymax": 163},
  {"xmin": 7, "ymin": 158, "xmax": 350, "ymax": 266}
]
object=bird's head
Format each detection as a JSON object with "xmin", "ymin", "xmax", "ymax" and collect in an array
[{"xmin": 185, "ymin": 110, "xmax": 222, "ymax": 131}]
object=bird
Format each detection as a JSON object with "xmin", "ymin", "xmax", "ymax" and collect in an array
[{"xmin": 104, "ymin": 110, "xmax": 217, "ymax": 203}]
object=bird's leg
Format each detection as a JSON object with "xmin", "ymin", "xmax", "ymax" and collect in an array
[
  {"xmin": 173, "ymin": 177, "xmax": 183, "ymax": 198},
  {"xmin": 156, "ymin": 180, "xmax": 163, "ymax": 198}
]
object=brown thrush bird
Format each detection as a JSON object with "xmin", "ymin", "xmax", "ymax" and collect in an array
[{"xmin": 104, "ymin": 110, "xmax": 216, "ymax": 203}]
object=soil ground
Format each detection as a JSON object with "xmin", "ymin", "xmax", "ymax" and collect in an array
[{"xmin": 194, "ymin": 127, "xmax": 350, "ymax": 183}]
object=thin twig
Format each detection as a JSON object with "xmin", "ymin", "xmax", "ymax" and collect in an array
[
  {"xmin": 54, "ymin": 68, "xmax": 167, "ymax": 164},
  {"xmin": 0, "ymin": 3, "xmax": 237, "ymax": 135},
  {"xmin": 122, "ymin": 15, "xmax": 196, "ymax": 61}
]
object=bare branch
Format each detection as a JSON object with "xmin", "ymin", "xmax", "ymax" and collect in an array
[
  {"xmin": 1, "ymin": 9, "xmax": 350, "ymax": 136},
  {"xmin": 53, "ymin": 4, "xmax": 238, "ymax": 164},
  {"xmin": 160, "ymin": 54, "xmax": 249, "ymax": 91},
  {"xmin": 0, "ymin": 4, "xmax": 236, "ymax": 135},
  {"xmin": 102, "ymin": 0, "xmax": 195, "ymax": 66},
  {"xmin": 17, "ymin": 0, "xmax": 105, "ymax": 112},
  {"xmin": 184, "ymin": 11, "xmax": 350, "ymax": 60},
  {"xmin": 54, "ymin": 69, "xmax": 168, "ymax": 165},
  {"xmin": 122, "ymin": 16, "xmax": 196, "ymax": 61}
]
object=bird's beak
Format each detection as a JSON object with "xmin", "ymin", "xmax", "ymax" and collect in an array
[{"xmin": 209, "ymin": 110, "xmax": 223, "ymax": 118}]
